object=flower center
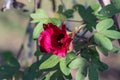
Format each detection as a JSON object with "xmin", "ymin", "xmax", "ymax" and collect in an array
[{"xmin": 57, "ymin": 34, "xmax": 64, "ymax": 46}]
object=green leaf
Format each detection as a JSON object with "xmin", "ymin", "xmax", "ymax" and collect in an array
[
  {"xmin": 31, "ymin": 9, "xmax": 61, "ymax": 39},
  {"xmin": 59, "ymin": 58, "xmax": 70, "ymax": 75},
  {"xmin": 63, "ymin": 9, "xmax": 74, "ymax": 18},
  {"xmin": 33, "ymin": 18, "xmax": 61, "ymax": 39},
  {"xmin": 76, "ymin": 4, "xmax": 97, "ymax": 31},
  {"xmin": 75, "ymin": 54, "xmax": 88, "ymax": 80},
  {"xmin": 33, "ymin": 22, "xmax": 44, "ymax": 39},
  {"xmin": 52, "ymin": 13, "xmax": 66, "ymax": 20},
  {"xmin": 98, "ymin": 4, "xmax": 120, "ymax": 17},
  {"xmin": 94, "ymin": 33, "xmax": 113, "ymax": 50},
  {"xmin": 96, "ymin": 46, "xmax": 108, "ymax": 56},
  {"xmin": 23, "ymin": 61, "xmax": 41, "ymax": 80},
  {"xmin": 76, "ymin": 68, "xmax": 85, "ymax": 80},
  {"xmin": 69, "ymin": 57, "xmax": 87, "ymax": 69},
  {"xmin": 90, "ymin": 4, "xmax": 100, "ymax": 11},
  {"xmin": 96, "ymin": 19, "xmax": 114, "ymax": 32},
  {"xmin": 0, "ymin": 51, "xmax": 20, "ymax": 79},
  {"xmin": 47, "ymin": 18, "xmax": 61, "ymax": 26},
  {"xmin": 111, "ymin": 0, "xmax": 120, "ymax": 9},
  {"xmin": 50, "ymin": 70, "xmax": 65, "ymax": 80},
  {"xmin": 101, "ymin": 30, "xmax": 120, "ymax": 39},
  {"xmin": 30, "ymin": 9, "xmax": 48, "ymax": 22},
  {"xmin": 57, "ymin": 5, "xmax": 63, "ymax": 13},
  {"xmin": 110, "ymin": 46, "xmax": 120, "ymax": 54},
  {"xmin": 98, "ymin": 61, "xmax": 108, "ymax": 72},
  {"xmin": 34, "ymin": 48, "xmax": 41, "ymax": 56},
  {"xmin": 66, "ymin": 52, "xmax": 76, "ymax": 65},
  {"xmin": 39, "ymin": 55, "xmax": 60, "ymax": 69},
  {"xmin": 44, "ymin": 70, "xmax": 57, "ymax": 80},
  {"xmin": 88, "ymin": 63, "xmax": 98, "ymax": 80}
]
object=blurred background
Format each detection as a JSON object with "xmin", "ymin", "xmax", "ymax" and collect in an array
[{"xmin": 0, "ymin": 0, "xmax": 120, "ymax": 80}]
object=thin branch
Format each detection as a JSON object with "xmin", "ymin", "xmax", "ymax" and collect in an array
[
  {"xmin": 98, "ymin": 0, "xmax": 105, "ymax": 7},
  {"xmin": 51, "ymin": 0, "xmax": 56, "ymax": 12},
  {"xmin": 34, "ymin": 0, "xmax": 42, "ymax": 61},
  {"xmin": 17, "ymin": 0, "xmax": 42, "ymax": 59},
  {"xmin": 34, "ymin": 0, "xmax": 41, "ymax": 10},
  {"xmin": 66, "ymin": 19, "xmax": 83, "ymax": 23},
  {"xmin": 60, "ymin": 0, "xmax": 66, "ymax": 10}
]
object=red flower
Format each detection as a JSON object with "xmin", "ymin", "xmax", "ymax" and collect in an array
[{"xmin": 38, "ymin": 23, "xmax": 72, "ymax": 57}]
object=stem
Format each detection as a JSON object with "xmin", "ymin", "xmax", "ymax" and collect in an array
[
  {"xmin": 17, "ymin": 33, "xmax": 27, "ymax": 59},
  {"xmin": 60, "ymin": 0, "xmax": 66, "ymax": 10},
  {"xmin": 98, "ymin": 0, "xmax": 105, "ymax": 7},
  {"xmin": 34, "ymin": 0, "xmax": 41, "ymax": 61},
  {"xmin": 51, "ymin": 0, "xmax": 56, "ymax": 12},
  {"xmin": 66, "ymin": 19, "xmax": 83, "ymax": 23}
]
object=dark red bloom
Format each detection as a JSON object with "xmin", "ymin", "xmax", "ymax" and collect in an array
[{"xmin": 38, "ymin": 23, "xmax": 72, "ymax": 57}]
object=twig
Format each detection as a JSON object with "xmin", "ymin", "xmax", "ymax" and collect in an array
[
  {"xmin": 51, "ymin": 0, "xmax": 56, "ymax": 12},
  {"xmin": 98, "ymin": 0, "xmax": 105, "ymax": 7},
  {"xmin": 16, "ymin": 35, "xmax": 26, "ymax": 59},
  {"xmin": 34, "ymin": 0, "xmax": 41, "ymax": 61},
  {"xmin": 66, "ymin": 19, "xmax": 83, "ymax": 23},
  {"xmin": 17, "ymin": 0, "xmax": 42, "ymax": 59},
  {"xmin": 60, "ymin": 0, "xmax": 66, "ymax": 10}
]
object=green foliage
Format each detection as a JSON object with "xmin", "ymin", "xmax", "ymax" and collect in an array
[
  {"xmin": 100, "ymin": 30, "xmax": 120, "ymax": 39},
  {"xmin": 0, "ymin": 51, "xmax": 20, "ymax": 79},
  {"xmin": 23, "ymin": 61, "xmax": 41, "ymax": 80},
  {"xmin": 60, "ymin": 58, "xmax": 70, "ymax": 75},
  {"xmin": 88, "ymin": 63, "xmax": 98, "ymax": 80},
  {"xmin": 31, "ymin": 9, "xmax": 61, "ymax": 39},
  {"xmin": 94, "ymin": 33, "xmax": 113, "ymax": 50},
  {"xmin": 2, "ymin": 1, "xmax": 120, "ymax": 80},
  {"xmin": 111, "ymin": 0, "xmax": 120, "ymax": 9},
  {"xmin": 69, "ymin": 56, "xmax": 87, "ymax": 80},
  {"xmin": 94, "ymin": 18, "xmax": 120, "ymax": 53},
  {"xmin": 69, "ymin": 57, "xmax": 87, "ymax": 69},
  {"xmin": 76, "ymin": 4, "xmax": 97, "ymax": 31},
  {"xmin": 96, "ymin": 18, "xmax": 114, "ymax": 31},
  {"xmin": 96, "ymin": 46, "xmax": 108, "ymax": 56},
  {"xmin": 111, "ymin": 46, "xmax": 120, "ymax": 54},
  {"xmin": 63, "ymin": 9, "xmax": 74, "ymax": 18},
  {"xmin": 39, "ymin": 55, "xmax": 60, "ymax": 69},
  {"xmin": 31, "ymin": 9, "xmax": 48, "ymax": 23},
  {"xmin": 44, "ymin": 70, "xmax": 57, "ymax": 80},
  {"xmin": 98, "ymin": 4, "xmax": 120, "ymax": 18},
  {"xmin": 57, "ymin": 5, "xmax": 74, "ymax": 18},
  {"xmin": 66, "ymin": 52, "xmax": 76, "ymax": 65},
  {"xmin": 34, "ymin": 48, "xmax": 41, "ymax": 57}
]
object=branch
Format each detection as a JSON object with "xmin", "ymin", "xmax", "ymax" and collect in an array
[
  {"xmin": 51, "ymin": 0, "xmax": 56, "ymax": 12},
  {"xmin": 60, "ymin": 0, "xmax": 66, "ymax": 10},
  {"xmin": 66, "ymin": 19, "xmax": 83, "ymax": 23}
]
